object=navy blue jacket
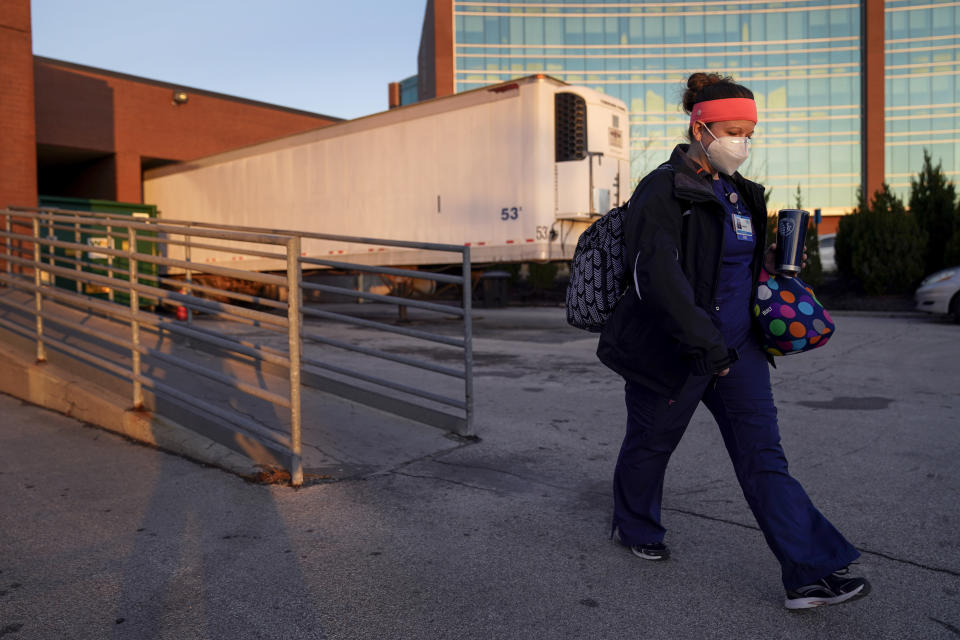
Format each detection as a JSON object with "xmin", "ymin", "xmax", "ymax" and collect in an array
[{"xmin": 596, "ymin": 144, "xmax": 769, "ymax": 399}]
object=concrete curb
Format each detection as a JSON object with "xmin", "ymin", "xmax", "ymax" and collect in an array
[{"xmin": 0, "ymin": 341, "xmax": 262, "ymax": 479}]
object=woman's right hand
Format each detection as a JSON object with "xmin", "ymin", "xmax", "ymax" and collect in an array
[
  {"xmin": 765, "ymin": 242, "xmax": 807, "ymax": 274},
  {"xmin": 719, "ymin": 368, "xmax": 730, "ymax": 377}
]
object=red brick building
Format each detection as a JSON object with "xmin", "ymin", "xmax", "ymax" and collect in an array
[
  {"xmin": 1, "ymin": 0, "xmax": 339, "ymax": 211},
  {"xmin": 1, "ymin": 0, "xmax": 38, "ymax": 211}
]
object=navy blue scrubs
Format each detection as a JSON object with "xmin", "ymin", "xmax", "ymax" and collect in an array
[
  {"xmin": 709, "ymin": 174, "xmax": 755, "ymax": 350},
  {"xmin": 612, "ymin": 174, "xmax": 859, "ymax": 590}
]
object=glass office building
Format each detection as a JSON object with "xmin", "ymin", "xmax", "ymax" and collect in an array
[
  {"xmin": 402, "ymin": 0, "xmax": 960, "ymax": 213},
  {"xmin": 399, "ymin": 75, "xmax": 420, "ymax": 106},
  {"xmin": 885, "ymin": 0, "xmax": 960, "ymax": 200}
]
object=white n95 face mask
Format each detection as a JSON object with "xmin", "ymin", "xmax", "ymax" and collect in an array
[{"xmin": 700, "ymin": 123, "xmax": 751, "ymax": 175}]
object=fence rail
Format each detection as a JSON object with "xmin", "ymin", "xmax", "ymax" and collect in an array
[{"xmin": 0, "ymin": 206, "xmax": 475, "ymax": 485}]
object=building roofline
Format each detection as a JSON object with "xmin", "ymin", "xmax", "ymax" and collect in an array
[{"xmin": 34, "ymin": 55, "xmax": 345, "ymax": 122}]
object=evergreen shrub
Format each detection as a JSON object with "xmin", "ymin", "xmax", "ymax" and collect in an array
[
  {"xmin": 910, "ymin": 150, "xmax": 959, "ymax": 276},
  {"xmin": 836, "ymin": 184, "xmax": 927, "ymax": 295},
  {"xmin": 944, "ymin": 224, "xmax": 960, "ymax": 268}
]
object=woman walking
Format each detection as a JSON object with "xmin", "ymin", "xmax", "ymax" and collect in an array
[{"xmin": 597, "ymin": 72, "xmax": 870, "ymax": 609}]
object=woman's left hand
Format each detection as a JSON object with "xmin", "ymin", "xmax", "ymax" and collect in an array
[{"xmin": 764, "ymin": 243, "xmax": 807, "ymax": 274}]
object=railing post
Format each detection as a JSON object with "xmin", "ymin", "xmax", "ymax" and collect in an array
[
  {"xmin": 4, "ymin": 213, "xmax": 11, "ymax": 277},
  {"xmin": 185, "ymin": 223, "xmax": 193, "ymax": 325},
  {"xmin": 32, "ymin": 217, "xmax": 46, "ymax": 363},
  {"xmin": 106, "ymin": 223, "xmax": 115, "ymax": 302},
  {"xmin": 286, "ymin": 236, "xmax": 304, "ymax": 486},
  {"xmin": 128, "ymin": 226, "xmax": 143, "ymax": 409},
  {"xmin": 462, "ymin": 247, "xmax": 473, "ymax": 436},
  {"xmin": 74, "ymin": 213, "xmax": 82, "ymax": 294},
  {"xmin": 46, "ymin": 214, "xmax": 55, "ymax": 284}
]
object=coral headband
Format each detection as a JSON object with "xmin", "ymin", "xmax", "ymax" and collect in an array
[{"xmin": 689, "ymin": 98, "xmax": 758, "ymax": 127}]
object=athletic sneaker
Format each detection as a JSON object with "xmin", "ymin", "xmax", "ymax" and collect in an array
[
  {"xmin": 611, "ymin": 527, "xmax": 671, "ymax": 561},
  {"xmin": 629, "ymin": 542, "xmax": 671, "ymax": 561},
  {"xmin": 784, "ymin": 566, "xmax": 871, "ymax": 610}
]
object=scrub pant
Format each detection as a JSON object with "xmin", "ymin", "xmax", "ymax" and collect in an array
[{"xmin": 611, "ymin": 337, "xmax": 860, "ymax": 590}]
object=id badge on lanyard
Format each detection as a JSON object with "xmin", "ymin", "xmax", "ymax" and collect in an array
[{"xmin": 732, "ymin": 213, "xmax": 753, "ymax": 242}]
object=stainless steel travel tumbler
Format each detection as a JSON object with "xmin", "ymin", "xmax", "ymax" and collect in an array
[{"xmin": 775, "ymin": 209, "xmax": 810, "ymax": 276}]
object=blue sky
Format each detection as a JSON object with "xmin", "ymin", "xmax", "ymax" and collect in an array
[{"xmin": 31, "ymin": 0, "xmax": 426, "ymax": 120}]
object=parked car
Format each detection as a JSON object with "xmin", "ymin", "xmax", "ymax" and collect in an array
[
  {"xmin": 915, "ymin": 266, "xmax": 960, "ymax": 323},
  {"xmin": 818, "ymin": 233, "xmax": 836, "ymax": 273}
]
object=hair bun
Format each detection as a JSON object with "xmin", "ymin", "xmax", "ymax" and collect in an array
[
  {"xmin": 683, "ymin": 72, "xmax": 734, "ymax": 113},
  {"xmin": 687, "ymin": 72, "xmax": 722, "ymax": 91}
]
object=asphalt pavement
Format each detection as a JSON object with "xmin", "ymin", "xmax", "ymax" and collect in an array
[{"xmin": 1, "ymin": 308, "xmax": 958, "ymax": 639}]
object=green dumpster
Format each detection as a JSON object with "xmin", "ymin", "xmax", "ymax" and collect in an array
[{"xmin": 37, "ymin": 196, "xmax": 159, "ymax": 309}]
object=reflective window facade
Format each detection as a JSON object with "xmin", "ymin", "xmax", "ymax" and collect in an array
[
  {"xmin": 452, "ymin": 0, "xmax": 862, "ymax": 210},
  {"xmin": 400, "ymin": 75, "xmax": 420, "ymax": 106},
  {"xmin": 885, "ymin": 0, "xmax": 960, "ymax": 200}
]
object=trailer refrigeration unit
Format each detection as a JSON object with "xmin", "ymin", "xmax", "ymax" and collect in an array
[{"xmin": 143, "ymin": 75, "xmax": 630, "ymax": 271}]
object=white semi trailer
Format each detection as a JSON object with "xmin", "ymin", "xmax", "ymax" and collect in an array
[{"xmin": 143, "ymin": 75, "xmax": 629, "ymax": 271}]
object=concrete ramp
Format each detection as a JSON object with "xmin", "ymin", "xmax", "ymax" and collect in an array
[{"xmin": 0, "ymin": 287, "xmax": 461, "ymax": 482}]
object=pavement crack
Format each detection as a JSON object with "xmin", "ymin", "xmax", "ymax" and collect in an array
[
  {"xmin": 391, "ymin": 470, "xmax": 500, "ymax": 494},
  {"xmin": 432, "ymin": 459, "xmax": 597, "ymax": 494},
  {"xmin": 672, "ymin": 487, "xmax": 709, "ymax": 496},
  {"xmin": 670, "ymin": 506, "xmax": 960, "ymax": 578},
  {"xmin": 930, "ymin": 617, "xmax": 960, "ymax": 637},
  {"xmin": 382, "ymin": 441, "xmax": 477, "ymax": 476},
  {"xmin": 301, "ymin": 441, "xmax": 346, "ymax": 465},
  {"xmin": 856, "ymin": 546, "xmax": 960, "ymax": 578},
  {"xmin": 224, "ymin": 401, "xmax": 280, "ymax": 432},
  {"xmin": 664, "ymin": 506, "xmax": 760, "ymax": 531},
  {"xmin": 672, "ymin": 478, "xmax": 726, "ymax": 496}
]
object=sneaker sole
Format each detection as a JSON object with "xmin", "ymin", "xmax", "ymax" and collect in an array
[
  {"xmin": 630, "ymin": 547, "xmax": 669, "ymax": 561},
  {"xmin": 784, "ymin": 584, "xmax": 868, "ymax": 610}
]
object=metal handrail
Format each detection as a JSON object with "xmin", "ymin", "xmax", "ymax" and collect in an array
[
  {"xmin": 12, "ymin": 205, "xmax": 466, "ymax": 252},
  {"xmin": 300, "ymin": 257, "xmax": 463, "ymax": 283},
  {"xmin": 26, "ymin": 305, "xmax": 291, "ymax": 407},
  {"xmin": 300, "ymin": 330, "xmax": 465, "ymax": 379},
  {"xmin": 300, "ymin": 305, "xmax": 466, "ymax": 347},
  {"xmin": 0, "ymin": 205, "xmax": 475, "ymax": 485},
  {"xmin": 40, "ymin": 221, "xmax": 289, "ymax": 261},
  {"xmin": 0, "ymin": 307, "xmax": 292, "ymax": 449},
  {"xmin": 301, "ymin": 359, "xmax": 467, "ymax": 410},
  {"xmin": 3, "ymin": 274, "xmax": 294, "ymax": 369},
  {"xmin": 300, "ymin": 280, "xmax": 465, "ymax": 316},
  {"xmin": 1, "ymin": 226, "xmax": 289, "ymax": 286},
  {"xmin": 29, "ymin": 208, "xmax": 292, "ymax": 245},
  {"xmin": 0, "ymin": 250, "xmax": 288, "ymax": 330},
  {"xmin": 0, "ymin": 208, "xmax": 306, "ymax": 483}
]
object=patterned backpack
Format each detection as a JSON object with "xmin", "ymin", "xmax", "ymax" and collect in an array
[
  {"xmin": 565, "ymin": 205, "xmax": 628, "ymax": 332},
  {"xmin": 565, "ymin": 163, "xmax": 672, "ymax": 332}
]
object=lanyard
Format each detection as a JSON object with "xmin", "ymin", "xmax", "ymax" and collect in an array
[{"xmin": 715, "ymin": 177, "xmax": 753, "ymax": 242}]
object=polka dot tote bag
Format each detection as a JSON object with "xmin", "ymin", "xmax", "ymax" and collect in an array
[{"xmin": 753, "ymin": 269, "xmax": 835, "ymax": 357}]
